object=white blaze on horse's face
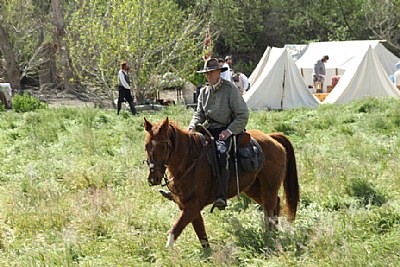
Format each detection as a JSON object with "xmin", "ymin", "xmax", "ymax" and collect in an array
[
  {"xmin": 145, "ymin": 136, "xmax": 170, "ymax": 186},
  {"xmin": 144, "ymin": 117, "xmax": 172, "ymax": 186}
]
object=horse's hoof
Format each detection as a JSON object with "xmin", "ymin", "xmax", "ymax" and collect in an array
[
  {"xmin": 200, "ymin": 239, "xmax": 210, "ymax": 249},
  {"xmin": 166, "ymin": 233, "xmax": 175, "ymax": 248},
  {"xmin": 213, "ymin": 198, "xmax": 227, "ymax": 210}
]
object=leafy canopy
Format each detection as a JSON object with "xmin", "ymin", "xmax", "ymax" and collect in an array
[{"xmin": 68, "ymin": 0, "xmax": 206, "ymax": 100}]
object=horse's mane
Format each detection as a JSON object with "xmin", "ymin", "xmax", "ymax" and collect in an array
[{"xmin": 168, "ymin": 121, "xmax": 205, "ymax": 157}]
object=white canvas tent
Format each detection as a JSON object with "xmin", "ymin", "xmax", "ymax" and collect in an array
[
  {"xmin": 324, "ymin": 46, "xmax": 400, "ymax": 104},
  {"xmin": 295, "ymin": 40, "xmax": 400, "ymax": 92},
  {"xmin": 244, "ymin": 47, "xmax": 320, "ymax": 110},
  {"xmin": 248, "ymin": 46, "xmax": 271, "ymax": 86}
]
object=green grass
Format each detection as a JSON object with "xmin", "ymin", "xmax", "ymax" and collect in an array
[{"xmin": 0, "ymin": 98, "xmax": 399, "ymax": 266}]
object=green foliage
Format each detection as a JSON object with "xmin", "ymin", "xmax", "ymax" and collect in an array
[
  {"xmin": 0, "ymin": 102, "xmax": 5, "ymax": 112},
  {"xmin": 346, "ymin": 178, "xmax": 387, "ymax": 207},
  {"xmin": 2, "ymin": 0, "xmax": 399, "ymax": 98},
  {"xmin": 0, "ymin": 0, "xmax": 53, "ymax": 81},
  {"xmin": 12, "ymin": 94, "xmax": 48, "ymax": 113},
  {"xmin": 67, "ymin": 0, "xmax": 206, "ymax": 102},
  {"xmin": 187, "ymin": 71, "xmax": 206, "ymax": 87},
  {"xmin": 0, "ymin": 98, "xmax": 399, "ymax": 265}
]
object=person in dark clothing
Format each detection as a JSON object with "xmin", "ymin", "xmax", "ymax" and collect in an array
[
  {"xmin": 117, "ymin": 61, "xmax": 137, "ymax": 115},
  {"xmin": 313, "ymin": 55, "xmax": 329, "ymax": 93}
]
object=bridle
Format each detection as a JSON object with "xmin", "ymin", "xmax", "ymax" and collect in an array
[
  {"xmin": 144, "ymin": 128, "xmax": 175, "ymax": 186},
  {"xmin": 145, "ymin": 127, "xmax": 209, "ymax": 192}
]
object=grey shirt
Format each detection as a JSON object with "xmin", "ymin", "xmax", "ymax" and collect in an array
[
  {"xmin": 313, "ymin": 59, "xmax": 326, "ymax": 82},
  {"xmin": 189, "ymin": 79, "xmax": 249, "ymax": 135}
]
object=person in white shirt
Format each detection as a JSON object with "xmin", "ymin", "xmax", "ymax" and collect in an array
[
  {"xmin": 233, "ymin": 72, "xmax": 250, "ymax": 94},
  {"xmin": 218, "ymin": 58, "xmax": 232, "ymax": 82},
  {"xmin": 117, "ymin": 61, "xmax": 137, "ymax": 115},
  {"xmin": 225, "ymin": 55, "xmax": 234, "ymax": 77}
]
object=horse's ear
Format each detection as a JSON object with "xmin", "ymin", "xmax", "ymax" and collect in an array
[
  {"xmin": 144, "ymin": 117, "xmax": 152, "ymax": 132},
  {"xmin": 161, "ymin": 117, "xmax": 169, "ymax": 130}
]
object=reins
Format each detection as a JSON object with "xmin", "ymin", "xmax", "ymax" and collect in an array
[
  {"xmin": 145, "ymin": 125, "xmax": 210, "ymax": 197},
  {"xmin": 145, "ymin": 126, "xmax": 176, "ymax": 183},
  {"xmin": 162, "ymin": 132, "xmax": 209, "ymax": 197}
]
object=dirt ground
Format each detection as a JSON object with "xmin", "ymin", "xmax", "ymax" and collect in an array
[
  {"xmin": 27, "ymin": 86, "xmax": 111, "ymax": 109},
  {"xmin": 27, "ymin": 88, "xmax": 167, "ymax": 113}
]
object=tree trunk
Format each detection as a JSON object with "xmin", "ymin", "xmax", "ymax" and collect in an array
[
  {"xmin": 51, "ymin": 0, "xmax": 74, "ymax": 92},
  {"xmin": 0, "ymin": 25, "xmax": 21, "ymax": 91},
  {"xmin": 135, "ymin": 0, "xmax": 145, "ymax": 104},
  {"xmin": 38, "ymin": 43, "xmax": 58, "ymax": 88}
]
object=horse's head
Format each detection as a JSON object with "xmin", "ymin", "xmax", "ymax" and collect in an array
[{"xmin": 143, "ymin": 117, "xmax": 174, "ymax": 186}]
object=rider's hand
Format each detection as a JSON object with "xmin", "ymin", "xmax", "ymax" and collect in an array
[{"xmin": 219, "ymin": 129, "xmax": 232, "ymax": 140}]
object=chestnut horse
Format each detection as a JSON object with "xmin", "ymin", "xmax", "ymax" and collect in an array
[{"xmin": 144, "ymin": 117, "xmax": 299, "ymax": 248}]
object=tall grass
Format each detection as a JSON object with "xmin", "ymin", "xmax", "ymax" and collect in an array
[{"xmin": 0, "ymin": 98, "xmax": 399, "ymax": 266}]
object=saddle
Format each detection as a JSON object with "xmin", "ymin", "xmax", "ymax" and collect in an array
[
  {"xmin": 236, "ymin": 134, "xmax": 264, "ymax": 173},
  {"xmin": 193, "ymin": 126, "xmax": 264, "ymax": 175}
]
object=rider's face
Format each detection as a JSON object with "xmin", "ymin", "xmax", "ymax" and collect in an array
[{"xmin": 204, "ymin": 70, "xmax": 220, "ymax": 85}]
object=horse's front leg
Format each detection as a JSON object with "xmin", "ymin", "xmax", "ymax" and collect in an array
[
  {"xmin": 167, "ymin": 201, "xmax": 202, "ymax": 248},
  {"xmin": 192, "ymin": 214, "xmax": 209, "ymax": 248}
]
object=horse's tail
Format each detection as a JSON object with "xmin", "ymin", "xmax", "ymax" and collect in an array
[{"xmin": 269, "ymin": 133, "xmax": 300, "ymax": 222}]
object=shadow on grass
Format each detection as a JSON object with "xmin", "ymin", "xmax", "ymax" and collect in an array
[
  {"xmin": 346, "ymin": 178, "xmax": 386, "ymax": 207},
  {"xmin": 224, "ymin": 215, "xmax": 312, "ymax": 258}
]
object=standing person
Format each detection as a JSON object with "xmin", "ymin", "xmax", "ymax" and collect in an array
[
  {"xmin": 218, "ymin": 58, "xmax": 232, "ymax": 82},
  {"xmin": 225, "ymin": 55, "xmax": 234, "ymax": 78},
  {"xmin": 117, "ymin": 61, "xmax": 137, "ymax": 115},
  {"xmin": 313, "ymin": 55, "xmax": 329, "ymax": 93}
]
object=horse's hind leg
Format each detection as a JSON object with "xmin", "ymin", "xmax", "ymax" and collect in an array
[
  {"xmin": 258, "ymin": 171, "xmax": 284, "ymax": 231},
  {"xmin": 264, "ymin": 196, "xmax": 281, "ymax": 231},
  {"xmin": 275, "ymin": 196, "xmax": 281, "ymax": 217},
  {"xmin": 244, "ymin": 180, "xmax": 280, "ymax": 231},
  {"xmin": 192, "ymin": 214, "xmax": 209, "ymax": 248}
]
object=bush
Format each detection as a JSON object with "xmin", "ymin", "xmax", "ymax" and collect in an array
[
  {"xmin": 346, "ymin": 178, "xmax": 387, "ymax": 207},
  {"xmin": 12, "ymin": 93, "xmax": 48, "ymax": 112}
]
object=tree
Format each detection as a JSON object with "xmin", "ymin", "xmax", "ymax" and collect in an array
[
  {"xmin": 0, "ymin": 24, "xmax": 20, "ymax": 90},
  {"xmin": 0, "ymin": 0, "xmax": 60, "ymax": 91},
  {"xmin": 192, "ymin": 0, "xmax": 270, "ymax": 75},
  {"xmin": 364, "ymin": 0, "xmax": 400, "ymax": 54},
  {"xmin": 67, "ymin": 0, "xmax": 206, "ymax": 104},
  {"xmin": 51, "ymin": 0, "xmax": 76, "ymax": 92}
]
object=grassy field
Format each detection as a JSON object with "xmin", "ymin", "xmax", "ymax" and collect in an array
[{"xmin": 0, "ymin": 97, "xmax": 399, "ymax": 266}]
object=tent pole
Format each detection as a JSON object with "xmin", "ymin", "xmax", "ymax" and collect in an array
[{"xmin": 281, "ymin": 59, "xmax": 287, "ymax": 110}]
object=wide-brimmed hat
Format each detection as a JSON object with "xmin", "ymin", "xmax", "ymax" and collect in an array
[{"xmin": 197, "ymin": 58, "xmax": 228, "ymax": 73}]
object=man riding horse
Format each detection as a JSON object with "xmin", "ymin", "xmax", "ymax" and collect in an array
[{"xmin": 160, "ymin": 58, "xmax": 249, "ymax": 210}]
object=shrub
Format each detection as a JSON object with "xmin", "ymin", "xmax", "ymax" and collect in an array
[
  {"xmin": 346, "ymin": 178, "xmax": 387, "ymax": 207},
  {"xmin": 12, "ymin": 93, "xmax": 48, "ymax": 113}
]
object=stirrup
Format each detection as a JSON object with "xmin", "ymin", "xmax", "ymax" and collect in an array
[{"xmin": 159, "ymin": 189, "xmax": 173, "ymax": 201}]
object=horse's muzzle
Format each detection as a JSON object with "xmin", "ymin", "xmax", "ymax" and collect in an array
[{"xmin": 147, "ymin": 174, "xmax": 162, "ymax": 186}]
